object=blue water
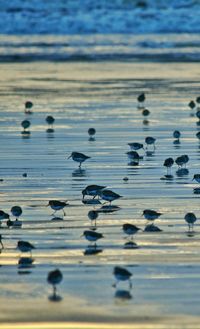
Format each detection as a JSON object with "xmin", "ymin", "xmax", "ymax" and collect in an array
[
  {"xmin": 1, "ymin": 0, "xmax": 200, "ymax": 35},
  {"xmin": 1, "ymin": 0, "xmax": 200, "ymax": 62}
]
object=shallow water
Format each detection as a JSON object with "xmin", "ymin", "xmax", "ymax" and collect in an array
[{"xmin": 0, "ymin": 60, "xmax": 200, "ymax": 328}]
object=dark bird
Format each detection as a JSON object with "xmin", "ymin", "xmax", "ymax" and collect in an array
[
  {"xmin": 163, "ymin": 157, "xmax": 174, "ymax": 175},
  {"xmin": 193, "ymin": 174, "xmax": 200, "ymax": 183},
  {"xmin": 0, "ymin": 210, "xmax": 9, "ymax": 221},
  {"xmin": 46, "ymin": 115, "xmax": 55, "ymax": 130},
  {"xmin": 145, "ymin": 136, "xmax": 156, "ymax": 150},
  {"xmin": 188, "ymin": 100, "xmax": 195, "ymax": 109},
  {"xmin": 143, "ymin": 209, "xmax": 162, "ymax": 223},
  {"xmin": 11, "ymin": 206, "xmax": 22, "ymax": 220},
  {"xmin": 122, "ymin": 223, "xmax": 140, "ymax": 240},
  {"xmin": 137, "ymin": 93, "xmax": 145, "ymax": 108},
  {"xmin": 0, "ymin": 234, "xmax": 4, "ymax": 249},
  {"xmin": 88, "ymin": 210, "xmax": 99, "ymax": 226},
  {"xmin": 88, "ymin": 127, "xmax": 96, "ymax": 137},
  {"xmin": 25, "ymin": 101, "xmax": 33, "ymax": 114},
  {"xmin": 113, "ymin": 266, "xmax": 132, "ymax": 289},
  {"xmin": 82, "ymin": 230, "xmax": 104, "ymax": 245},
  {"xmin": 67, "ymin": 152, "xmax": 90, "ymax": 168},
  {"xmin": 17, "ymin": 240, "xmax": 35, "ymax": 255},
  {"xmin": 126, "ymin": 151, "xmax": 140, "ymax": 165},
  {"xmin": 184, "ymin": 212, "xmax": 197, "ymax": 232},
  {"xmin": 48, "ymin": 200, "xmax": 68, "ymax": 216},
  {"xmin": 99, "ymin": 189, "xmax": 122, "ymax": 205},
  {"xmin": 47, "ymin": 269, "xmax": 63, "ymax": 300},
  {"xmin": 128, "ymin": 142, "xmax": 144, "ymax": 151},
  {"xmin": 21, "ymin": 119, "xmax": 31, "ymax": 133},
  {"xmin": 82, "ymin": 185, "xmax": 106, "ymax": 199}
]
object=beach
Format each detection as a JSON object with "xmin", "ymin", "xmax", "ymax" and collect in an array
[{"xmin": 0, "ymin": 59, "xmax": 200, "ymax": 328}]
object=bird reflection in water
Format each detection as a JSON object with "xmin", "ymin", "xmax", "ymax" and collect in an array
[
  {"xmin": 114, "ymin": 289, "xmax": 133, "ymax": 302},
  {"xmin": 83, "ymin": 245, "xmax": 103, "ymax": 256},
  {"xmin": 72, "ymin": 168, "xmax": 86, "ymax": 178},
  {"xmin": 18, "ymin": 257, "xmax": 35, "ymax": 275}
]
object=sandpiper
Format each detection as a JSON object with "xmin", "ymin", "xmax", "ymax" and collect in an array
[
  {"xmin": 0, "ymin": 210, "xmax": 9, "ymax": 221},
  {"xmin": 0, "ymin": 235, "xmax": 4, "ymax": 249},
  {"xmin": 25, "ymin": 101, "xmax": 33, "ymax": 114},
  {"xmin": 145, "ymin": 136, "xmax": 156, "ymax": 150},
  {"xmin": 173, "ymin": 130, "xmax": 181, "ymax": 139},
  {"xmin": 143, "ymin": 209, "xmax": 162, "ymax": 223},
  {"xmin": 196, "ymin": 132, "xmax": 200, "ymax": 140},
  {"xmin": 142, "ymin": 108, "xmax": 150, "ymax": 117},
  {"xmin": 48, "ymin": 200, "xmax": 68, "ymax": 216},
  {"xmin": 113, "ymin": 266, "xmax": 132, "ymax": 289},
  {"xmin": 175, "ymin": 156, "xmax": 185, "ymax": 168},
  {"xmin": 163, "ymin": 157, "xmax": 174, "ymax": 175},
  {"xmin": 11, "ymin": 206, "xmax": 22, "ymax": 220},
  {"xmin": 122, "ymin": 223, "xmax": 140, "ymax": 240},
  {"xmin": 137, "ymin": 93, "xmax": 145, "ymax": 109},
  {"xmin": 184, "ymin": 212, "xmax": 197, "ymax": 231},
  {"xmin": 126, "ymin": 151, "xmax": 140, "ymax": 165},
  {"xmin": 46, "ymin": 115, "xmax": 55, "ymax": 131},
  {"xmin": 17, "ymin": 240, "xmax": 35, "ymax": 255},
  {"xmin": 128, "ymin": 142, "xmax": 144, "ymax": 151},
  {"xmin": 67, "ymin": 152, "xmax": 90, "ymax": 168},
  {"xmin": 47, "ymin": 269, "xmax": 63, "ymax": 300},
  {"xmin": 88, "ymin": 210, "xmax": 99, "ymax": 226},
  {"xmin": 82, "ymin": 230, "xmax": 104, "ymax": 245},
  {"xmin": 188, "ymin": 100, "xmax": 196, "ymax": 110},
  {"xmin": 82, "ymin": 185, "xmax": 106, "ymax": 199},
  {"xmin": 99, "ymin": 189, "xmax": 122, "ymax": 205},
  {"xmin": 88, "ymin": 128, "xmax": 96, "ymax": 137},
  {"xmin": 193, "ymin": 174, "xmax": 200, "ymax": 183},
  {"xmin": 21, "ymin": 119, "xmax": 31, "ymax": 133}
]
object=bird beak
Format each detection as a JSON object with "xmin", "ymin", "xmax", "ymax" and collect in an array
[
  {"xmin": 192, "ymin": 177, "xmax": 194, "ymax": 181},
  {"xmin": 67, "ymin": 154, "xmax": 72, "ymax": 159},
  {"xmin": 80, "ymin": 234, "xmax": 83, "ymax": 237}
]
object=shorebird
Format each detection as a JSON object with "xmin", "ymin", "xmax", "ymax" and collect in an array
[
  {"xmin": 196, "ymin": 96, "xmax": 200, "ymax": 104},
  {"xmin": 47, "ymin": 269, "xmax": 63, "ymax": 300},
  {"xmin": 82, "ymin": 185, "xmax": 106, "ymax": 199},
  {"xmin": 67, "ymin": 152, "xmax": 90, "ymax": 168},
  {"xmin": 163, "ymin": 157, "xmax": 174, "ymax": 175},
  {"xmin": 46, "ymin": 115, "xmax": 55, "ymax": 128},
  {"xmin": 0, "ymin": 235, "xmax": 4, "ymax": 249},
  {"xmin": 142, "ymin": 108, "xmax": 150, "ymax": 117},
  {"xmin": 88, "ymin": 128, "xmax": 96, "ymax": 137},
  {"xmin": 137, "ymin": 93, "xmax": 145, "ymax": 108},
  {"xmin": 82, "ymin": 230, "xmax": 104, "ymax": 245},
  {"xmin": 99, "ymin": 189, "xmax": 122, "ymax": 205},
  {"xmin": 126, "ymin": 151, "xmax": 140, "ymax": 164},
  {"xmin": 122, "ymin": 223, "xmax": 140, "ymax": 240},
  {"xmin": 173, "ymin": 130, "xmax": 181, "ymax": 139},
  {"xmin": 175, "ymin": 156, "xmax": 185, "ymax": 168},
  {"xmin": 188, "ymin": 100, "xmax": 196, "ymax": 110},
  {"xmin": 143, "ymin": 209, "xmax": 162, "ymax": 223},
  {"xmin": 196, "ymin": 132, "xmax": 200, "ymax": 140},
  {"xmin": 48, "ymin": 200, "xmax": 68, "ymax": 216},
  {"xmin": 17, "ymin": 240, "xmax": 35, "ymax": 255},
  {"xmin": 25, "ymin": 101, "xmax": 33, "ymax": 114},
  {"xmin": 113, "ymin": 266, "xmax": 132, "ymax": 289},
  {"xmin": 11, "ymin": 206, "xmax": 22, "ymax": 220},
  {"xmin": 145, "ymin": 136, "xmax": 156, "ymax": 150},
  {"xmin": 184, "ymin": 212, "xmax": 197, "ymax": 231},
  {"xmin": 0, "ymin": 210, "xmax": 9, "ymax": 221},
  {"xmin": 127, "ymin": 142, "xmax": 144, "ymax": 151},
  {"xmin": 88, "ymin": 210, "xmax": 99, "ymax": 226},
  {"xmin": 192, "ymin": 174, "xmax": 200, "ymax": 183},
  {"xmin": 21, "ymin": 119, "xmax": 31, "ymax": 133}
]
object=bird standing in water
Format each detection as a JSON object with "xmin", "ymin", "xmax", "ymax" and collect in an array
[{"xmin": 67, "ymin": 152, "xmax": 90, "ymax": 168}]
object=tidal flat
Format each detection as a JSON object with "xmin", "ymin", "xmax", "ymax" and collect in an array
[{"xmin": 0, "ymin": 61, "xmax": 200, "ymax": 328}]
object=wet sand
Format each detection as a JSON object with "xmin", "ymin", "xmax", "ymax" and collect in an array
[{"xmin": 0, "ymin": 61, "xmax": 200, "ymax": 328}]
